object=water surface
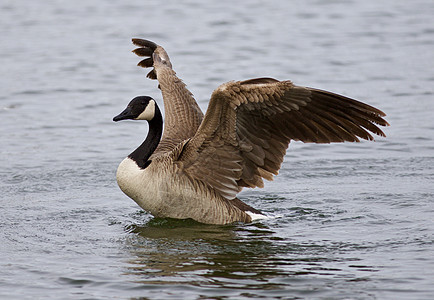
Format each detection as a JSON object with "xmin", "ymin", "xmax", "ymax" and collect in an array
[{"xmin": 1, "ymin": 0, "xmax": 434, "ymax": 299}]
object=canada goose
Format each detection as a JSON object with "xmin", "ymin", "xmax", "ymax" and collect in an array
[{"xmin": 113, "ymin": 39, "xmax": 389, "ymax": 225}]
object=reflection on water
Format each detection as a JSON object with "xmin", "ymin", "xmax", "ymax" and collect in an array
[{"xmin": 121, "ymin": 216, "xmax": 379, "ymax": 297}]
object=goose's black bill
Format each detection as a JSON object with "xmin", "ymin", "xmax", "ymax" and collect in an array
[{"xmin": 113, "ymin": 107, "xmax": 134, "ymax": 121}]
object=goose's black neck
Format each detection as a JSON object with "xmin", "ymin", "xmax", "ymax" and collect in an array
[{"xmin": 128, "ymin": 105, "xmax": 163, "ymax": 169}]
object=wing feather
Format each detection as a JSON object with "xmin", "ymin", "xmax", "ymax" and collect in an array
[
  {"xmin": 175, "ymin": 79, "xmax": 388, "ymax": 200},
  {"xmin": 132, "ymin": 39, "xmax": 204, "ymax": 154}
]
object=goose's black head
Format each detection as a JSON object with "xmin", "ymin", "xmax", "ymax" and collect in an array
[{"xmin": 113, "ymin": 96, "xmax": 156, "ymax": 122}]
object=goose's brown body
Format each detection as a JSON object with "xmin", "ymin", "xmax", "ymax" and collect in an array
[{"xmin": 114, "ymin": 39, "xmax": 389, "ymax": 225}]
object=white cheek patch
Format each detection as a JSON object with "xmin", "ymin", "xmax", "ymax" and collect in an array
[{"xmin": 135, "ymin": 100, "xmax": 156, "ymax": 120}]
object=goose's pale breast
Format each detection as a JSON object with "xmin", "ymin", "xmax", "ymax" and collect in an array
[
  {"xmin": 116, "ymin": 157, "xmax": 165, "ymax": 215},
  {"xmin": 115, "ymin": 157, "xmax": 249, "ymax": 224}
]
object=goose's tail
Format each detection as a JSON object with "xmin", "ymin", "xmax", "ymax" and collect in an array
[{"xmin": 230, "ymin": 197, "xmax": 271, "ymax": 221}]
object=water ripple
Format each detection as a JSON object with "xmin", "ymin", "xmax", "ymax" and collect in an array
[{"xmin": 1, "ymin": 0, "xmax": 434, "ymax": 299}]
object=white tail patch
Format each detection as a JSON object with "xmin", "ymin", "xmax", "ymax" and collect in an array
[
  {"xmin": 135, "ymin": 100, "xmax": 155, "ymax": 120},
  {"xmin": 246, "ymin": 211, "xmax": 270, "ymax": 221}
]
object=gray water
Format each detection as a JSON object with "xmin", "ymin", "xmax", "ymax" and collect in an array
[{"xmin": 1, "ymin": 0, "xmax": 434, "ymax": 299}]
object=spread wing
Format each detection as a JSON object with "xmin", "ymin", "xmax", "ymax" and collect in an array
[
  {"xmin": 132, "ymin": 38, "xmax": 204, "ymax": 153},
  {"xmin": 175, "ymin": 78, "xmax": 389, "ymax": 200}
]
